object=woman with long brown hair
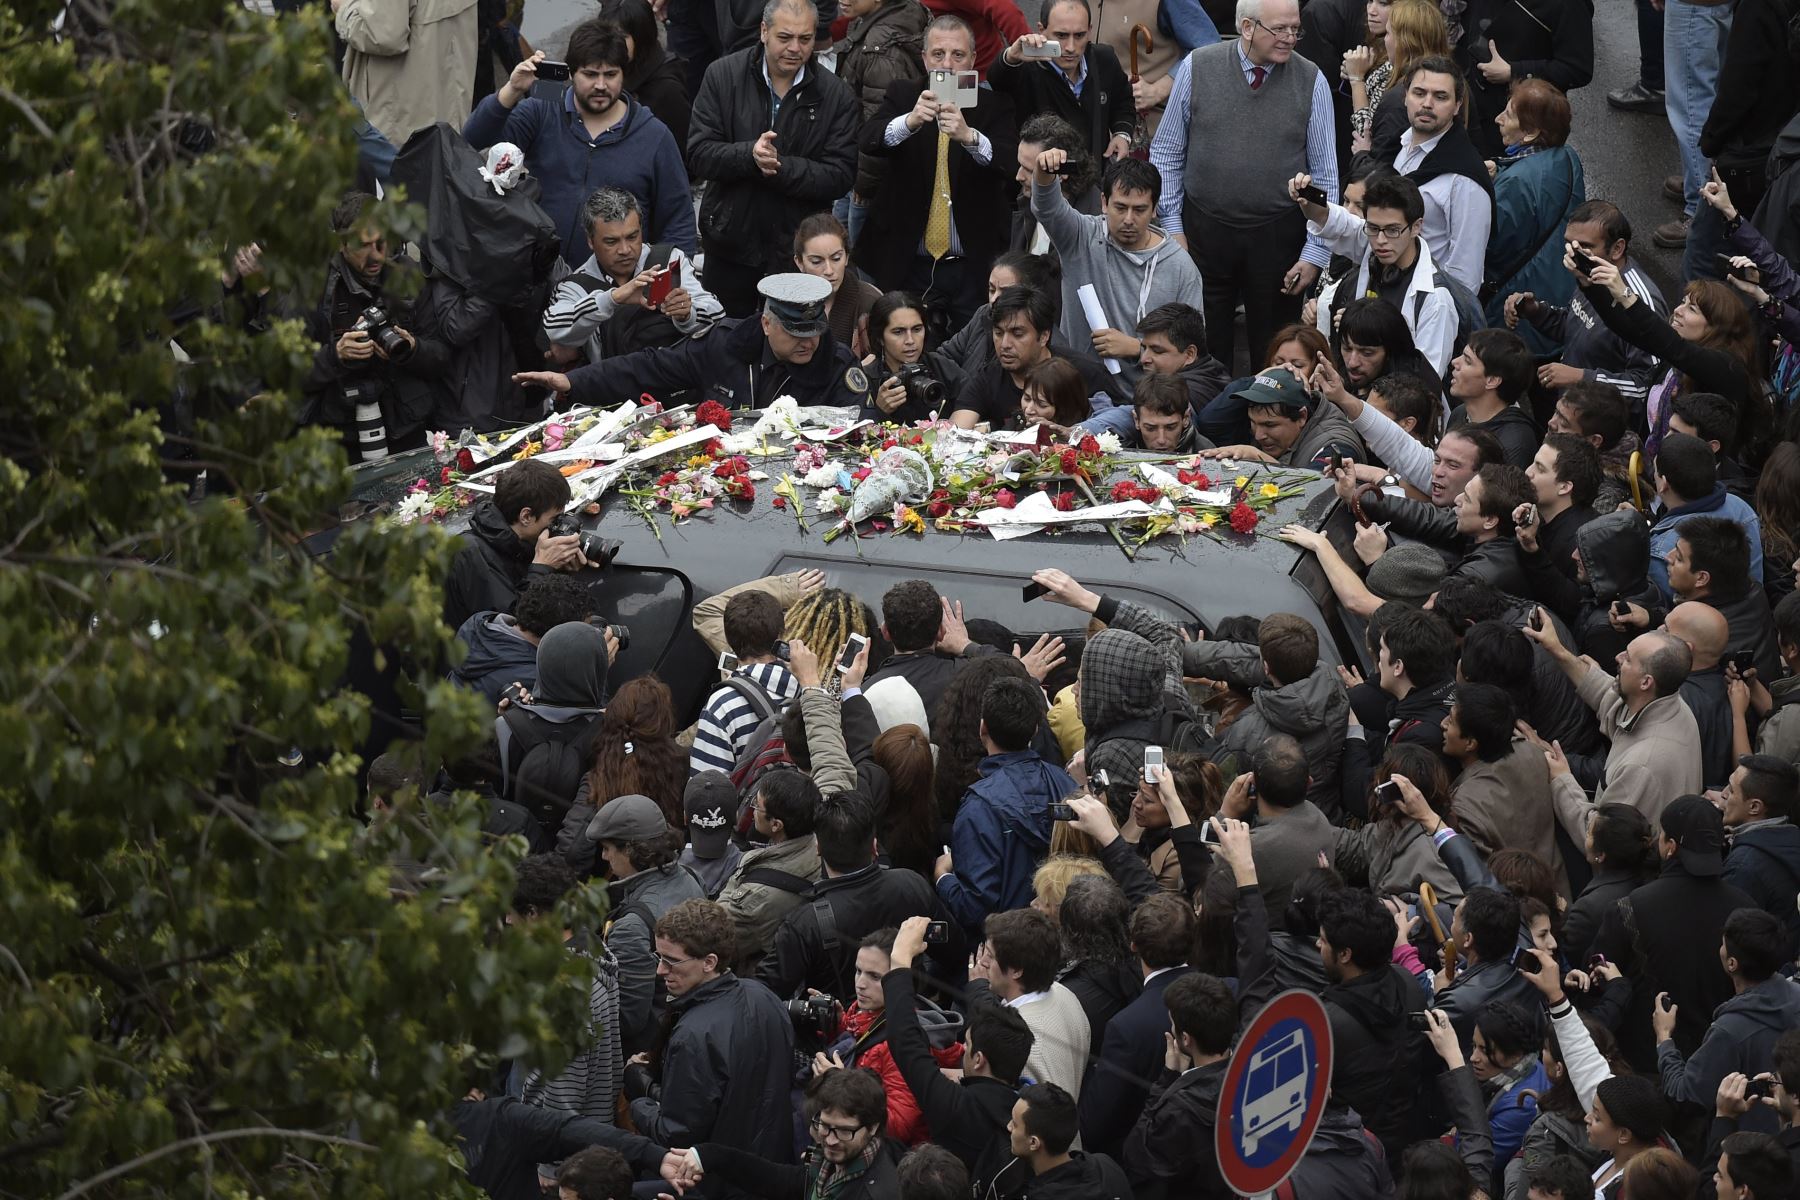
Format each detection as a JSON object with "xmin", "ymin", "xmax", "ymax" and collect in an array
[
  {"xmin": 556, "ymin": 675, "xmax": 687, "ymax": 876},
  {"xmin": 870, "ymin": 723, "xmax": 940, "ymax": 878},
  {"xmin": 1755, "ymin": 441, "xmax": 1800, "ymax": 608},
  {"xmin": 1356, "ymin": 0, "xmax": 1451, "ymax": 156}
]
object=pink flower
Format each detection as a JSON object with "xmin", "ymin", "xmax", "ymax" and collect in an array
[{"xmin": 994, "ymin": 489, "xmax": 1017, "ymax": 509}]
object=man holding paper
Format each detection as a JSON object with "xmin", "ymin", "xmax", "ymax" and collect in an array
[{"xmin": 1028, "ymin": 147, "xmax": 1203, "ymax": 390}]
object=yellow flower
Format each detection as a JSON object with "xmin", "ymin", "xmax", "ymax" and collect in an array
[
  {"xmin": 687, "ymin": 454, "xmax": 712, "ymax": 469},
  {"xmin": 1200, "ymin": 511, "xmax": 1218, "ymax": 528},
  {"xmin": 894, "ymin": 504, "xmax": 926, "ymax": 535},
  {"xmin": 646, "ymin": 427, "xmax": 672, "ymax": 443},
  {"xmin": 1260, "ymin": 482, "xmax": 1281, "ymax": 499},
  {"xmin": 1234, "ymin": 475, "xmax": 1249, "ymax": 490}
]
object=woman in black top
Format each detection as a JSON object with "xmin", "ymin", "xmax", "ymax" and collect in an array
[
  {"xmin": 597, "ymin": 0, "xmax": 691, "ymax": 150},
  {"xmin": 1574, "ymin": 248, "xmax": 1761, "ymax": 454},
  {"xmin": 861, "ymin": 290, "xmax": 963, "ymax": 424}
]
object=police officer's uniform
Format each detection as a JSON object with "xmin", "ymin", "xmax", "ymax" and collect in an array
[{"xmin": 563, "ymin": 273, "xmax": 871, "ymax": 411}]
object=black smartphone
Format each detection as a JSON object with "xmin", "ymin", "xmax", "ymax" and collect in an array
[
  {"xmin": 924, "ymin": 920, "xmax": 950, "ymax": 944},
  {"xmin": 1047, "ymin": 160, "xmax": 1078, "ymax": 176},
  {"xmin": 1023, "ymin": 580, "xmax": 1049, "ymax": 602},
  {"xmin": 1570, "ymin": 245, "xmax": 1601, "ymax": 274},
  {"xmin": 1048, "ymin": 801, "xmax": 1076, "ymax": 822},
  {"xmin": 1715, "ymin": 253, "xmax": 1754, "ymax": 282},
  {"xmin": 1727, "ymin": 649, "xmax": 1757, "ymax": 675},
  {"xmin": 1530, "ymin": 607, "xmax": 1544, "ymax": 632},
  {"xmin": 1512, "ymin": 948, "xmax": 1543, "ymax": 974},
  {"xmin": 1327, "ymin": 448, "xmax": 1344, "ymax": 475},
  {"xmin": 1612, "ymin": 599, "xmax": 1631, "ymax": 618},
  {"xmin": 1746, "ymin": 1078, "xmax": 1776, "ymax": 1100},
  {"xmin": 535, "ymin": 59, "xmax": 572, "ymax": 81},
  {"xmin": 1407, "ymin": 1012, "xmax": 1434, "ymax": 1032},
  {"xmin": 1587, "ymin": 953, "xmax": 1608, "ymax": 969},
  {"xmin": 1296, "ymin": 183, "xmax": 1329, "ymax": 207},
  {"xmin": 1372, "ymin": 780, "xmax": 1402, "ymax": 810}
]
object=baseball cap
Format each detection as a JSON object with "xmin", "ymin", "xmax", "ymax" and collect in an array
[
  {"xmin": 758, "ymin": 272, "xmax": 832, "ymax": 337},
  {"xmin": 1228, "ymin": 369, "xmax": 1310, "ymax": 411},
  {"xmin": 1658, "ymin": 794, "xmax": 1725, "ymax": 877},
  {"xmin": 684, "ymin": 771, "xmax": 739, "ymax": 859},
  {"xmin": 584, "ymin": 793, "xmax": 672, "ymax": 845}
]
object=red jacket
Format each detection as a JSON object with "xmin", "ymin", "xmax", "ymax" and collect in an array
[
  {"xmin": 837, "ymin": 1004, "xmax": 964, "ymax": 1145},
  {"xmin": 829, "ymin": 0, "xmax": 1027, "ymax": 77}
]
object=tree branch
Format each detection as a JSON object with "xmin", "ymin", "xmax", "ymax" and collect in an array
[
  {"xmin": 0, "ymin": 84, "xmax": 53, "ymax": 140},
  {"xmin": 54, "ymin": 1127, "xmax": 377, "ymax": 1200}
]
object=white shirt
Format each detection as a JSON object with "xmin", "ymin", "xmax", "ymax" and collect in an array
[
  {"xmin": 1005, "ymin": 989, "xmax": 1052, "ymax": 1009},
  {"xmin": 1393, "ymin": 126, "xmax": 1492, "ymax": 293}
]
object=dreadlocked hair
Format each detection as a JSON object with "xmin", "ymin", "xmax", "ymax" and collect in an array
[{"xmin": 783, "ymin": 588, "xmax": 873, "ymax": 697}]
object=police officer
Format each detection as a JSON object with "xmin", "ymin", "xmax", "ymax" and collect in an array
[{"xmin": 513, "ymin": 274, "xmax": 871, "ymax": 412}]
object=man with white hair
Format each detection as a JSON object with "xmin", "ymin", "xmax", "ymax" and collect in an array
[{"xmin": 1149, "ymin": 0, "xmax": 1338, "ymax": 369}]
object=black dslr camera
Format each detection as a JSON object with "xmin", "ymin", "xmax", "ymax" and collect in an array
[
  {"xmin": 786, "ymin": 994, "xmax": 837, "ymax": 1039},
  {"xmin": 895, "ymin": 362, "xmax": 944, "ymax": 411},
  {"xmin": 353, "ymin": 304, "xmax": 412, "ymax": 360},
  {"xmin": 545, "ymin": 513, "xmax": 622, "ymax": 567},
  {"xmin": 586, "ymin": 616, "xmax": 632, "ymax": 652}
]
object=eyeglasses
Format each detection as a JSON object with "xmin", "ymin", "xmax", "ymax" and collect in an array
[
  {"xmin": 1253, "ymin": 18, "xmax": 1302, "ymax": 39},
  {"xmin": 1364, "ymin": 221, "xmax": 1412, "ymax": 241},
  {"xmin": 655, "ymin": 952, "xmax": 695, "ymax": 970},
  {"xmin": 809, "ymin": 1117, "xmax": 867, "ymax": 1142}
]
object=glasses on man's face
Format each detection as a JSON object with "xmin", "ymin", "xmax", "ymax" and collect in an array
[
  {"xmin": 1364, "ymin": 221, "xmax": 1411, "ymax": 241},
  {"xmin": 1254, "ymin": 18, "xmax": 1302, "ymax": 40},
  {"xmin": 655, "ymin": 952, "xmax": 694, "ymax": 970},
  {"xmin": 809, "ymin": 1117, "xmax": 866, "ymax": 1142}
]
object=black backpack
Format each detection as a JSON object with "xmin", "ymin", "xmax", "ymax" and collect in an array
[{"xmin": 495, "ymin": 706, "xmax": 602, "ymax": 832}]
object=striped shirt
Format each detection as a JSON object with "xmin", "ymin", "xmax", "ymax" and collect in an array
[
  {"xmin": 520, "ymin": 944, "xmax": 623, "ymax": 1120},
  {"xmin": 689, "ymin": 662, "xmax": 801, "ymax": 776}
]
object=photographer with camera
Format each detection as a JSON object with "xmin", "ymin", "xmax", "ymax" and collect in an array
[
  {"xmin": 443, "ymin": 459, "xmax": 596, "ymax": 632},
  {"xmin": 301, "ymin": 190, "xmax": 448, "ymax": 463},
  {"xmin": 860, "ymin": 292, "xmax": 964, "ymax": 425},
  {"xmin": 809, "ymin": 927, "xmax": 966, "ymax": 1147}
]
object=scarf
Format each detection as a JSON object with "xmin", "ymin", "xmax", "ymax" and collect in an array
[{"xmin": 808, "ymin": 1138, "xmax": 883, "ymax": 1200}]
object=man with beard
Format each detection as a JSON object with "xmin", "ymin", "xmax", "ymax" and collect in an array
[
  {"xmin": 949, "ymin": 285, "xmax": 1124, "ymax": 429},
  {"xmin": 465, "ymin": 21, "xmax": 695, "ymax": 267},
  {"xmin": 1390, "ymin": 57, "xmax": 1492, "ymax": 294}
]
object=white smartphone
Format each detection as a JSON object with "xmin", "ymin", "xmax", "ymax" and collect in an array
[
  {"xmin": 930, "ymin": 68, "xmax": 981, "ymax": 110},
  {"xmin": 1143, "ymin": 745, "xmax": 1165, "ymax": 784},
  {"xmin": 836, "ymin": 633, "xmax": 868, "ymax": 674},
  {"xmin": 718, "ymin": 650, "xmax": 739, "ymax": 674},
  {"xmin": 1021, "ymin": 39, "xmax": 1060, "ymax": 59}
]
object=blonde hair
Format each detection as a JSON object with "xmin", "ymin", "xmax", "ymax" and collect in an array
[
  {"xmin": 1032, "ymin": 854, "xmax": 1108, "ymax": 911},
  {"xmin": 1386, "ymin": 0, "xmax": 1449, "ymax": 79}
]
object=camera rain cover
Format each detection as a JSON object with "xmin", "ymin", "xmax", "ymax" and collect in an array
[{"xmin": 391, "ymin": 123, "xmax": 560, "ymax": 309}]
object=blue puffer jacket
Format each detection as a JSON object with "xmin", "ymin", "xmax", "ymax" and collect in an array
[
  {"xmin": 1484, "ymin": 144, "xmax": 1586, "ymax": 354},
  {"xmin": 937, "ymin": 749, "xmax": 1073, "ymax": 932},
  {"xmin": 1488, "ymin": 1058, "xmax": 1550, "ymax": 1180}
]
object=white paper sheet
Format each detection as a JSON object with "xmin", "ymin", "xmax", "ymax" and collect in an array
[
  {"xmin": 974, "ymin": 490, "xmax": 1158, "ymax": 540},
  {"xmin": 1077, "ymin": 284, "xmax": 1123, "ymax": 376}
]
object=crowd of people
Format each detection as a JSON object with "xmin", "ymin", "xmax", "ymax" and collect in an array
[{"xmin": 292, "ymin": 0, "xmax": 1800, "ymax": 1195}]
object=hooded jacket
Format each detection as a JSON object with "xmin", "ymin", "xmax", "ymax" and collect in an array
[
  {"xmin": 464, "ymin": 92, "xmax": 696, "ymax": 267},
  {"xmin": 1648, "ymin": 485, "xmax": 1767, "ymax": 605},
  {"xmin": 1524, "ymin": 508, "xmax": 1655, "ymax": 656},
  {"xmin": 442, "ymin": 502, "xmax": 554, "ymax": 631},
  {"xmin": 717, "ymin": 834, "xmax": 823, "ymax": 976},
  {"xmin": 300, "ymin": 251, "xmax": 449, "ymax": 438},
  {"xmin": 1122, "ymin": 1060, "xmax": 1234, "ymax": 1200},
  {"xmin": 1178, "ymin": 355, "xmax": 1234, "ymax": 419},
  {"xmin": 1180, "ymin": 641, "xmax": 1350, "ymax": 817},
  {"xmin": 880, "ymin": 967, "xmax": 1025, "ymax": 1200},
  {"xmin": 493, "ymin": 623, "xmax": 611, "ymax": 827},
  {"xmin": 1080, "ymin": 596, "xmax": 1197, "ymax": 816},
  {"xmin": 1724, "ymin": 820, "xmax": 1800, "ymax": 950},
  {"xmin": 1658, "ymin": 975, "xmax": 1800, "ymax": 1134},
  {"xmin": 451, "ymin": 611, "xmax": 540, "ymax": 704},
  {"xmin": 1279, "ymin": 1103, "xmax": 1395, "ymax": 1199},
  {"xmin": 1452, "ymin": 736, "xmax": 1567, "ymax": 893},
  {"xmin": 938, "ymin": 750, "xmax": 1073, "ymax": 931},
  {"xmin": 1281, "ymin": 398, "xmax": 1366, "ymax": 473},
  {"xmin": 1324, "ymin": 965, "xmax": 1427, "ymax": 1165},
  {"xmin": 1024, "ymin": 1151, "xmax": 1133, "ymax": 1199},
  {"xmin": 629, "ymin": 972, "xmax": 796, "ymax": 1168},
  {"xmin": 835, "ymin": 1001, "xmax": 965, "ymax": 1146},
  {"xmin": 1030, "ymin": 176, "xmax": 1205, "ymax": 390}
]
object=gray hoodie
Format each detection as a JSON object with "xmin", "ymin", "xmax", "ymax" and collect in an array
[{"xmin": 1031, "ymin": 176, "xmax": 1205, "ymax": 388}]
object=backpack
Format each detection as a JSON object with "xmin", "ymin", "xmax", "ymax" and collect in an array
[
  {"xmin": 719, "ymin": 673, "xmax": 796, "ymax": 800},
  {"xmin": 1413, "ymin": 266, "xmax": 1488, "ymax": 363},
  {"xmin": 495, "ymin": 706, "xmax": 601, "ymax": 831}
]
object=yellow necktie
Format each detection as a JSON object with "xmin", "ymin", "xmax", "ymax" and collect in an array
[{"xmin": 924, "ymin": 131, "xmax": 952, "ymax": 260}]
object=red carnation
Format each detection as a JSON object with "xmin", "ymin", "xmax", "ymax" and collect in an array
[
  {"xmin": 881, "ymin": 437, "xmax": 898, "ymax": 450},
  {"xmin": 657, "ymin": 470, "xmax": 679, "ymax": 486},
  {"xmin": 440, "ymin": 465, "xmax": 454, "ymax": 484},
  {"xmin": 773, "ymin": 496, "xmax": 787, "ymax": 509},
  {"xmin": 696, "ymin": 400, "xmax": 733, "ymax": 431},
  {"xmin": 994, "ymin": 489, "xmax": 1017, "ymax": 509},
  {"xmin": 1079, "ymin": 434, "xmax": 1099, "ymax": 454},
  {"xmin": 909, "ymin": 432, "xmax": 925, "ymax": 444},
  {"xmin": 927, "ymin": 499, "xmax": 951, "ymax": 518},
  {"xmin": 704, "ymin": 439, "xmax": 724, "ymax": 457},
  {"xmin": 455, "ymin": 448, "xmax": 476, "ymax": 473},
  {"xmin": 852, "ymin": 467, "xmax": 872, "ymax": 482},
  {"xmin": 1058, "ymin": 448, "xmax": 1080, "ymax": 474},
  {"xmin": 1052, "ymin": 490, "xmax": 1075, "ymax": 512},
  {"xmin": 1229, "ymin": 502, "xmax": 1259, "ymax": 534},
  {"xmin": 1110, "ymin": 480, "xmax": 1138, "ymax": 502},
  {"xmin": 737, "ymin": 481, "xmax": 755, "ymax": 503}
]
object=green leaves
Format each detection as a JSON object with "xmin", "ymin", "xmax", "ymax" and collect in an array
[{"xmin": 0, "ymin": 2, "xmax": 597, "ymax": 1194}]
